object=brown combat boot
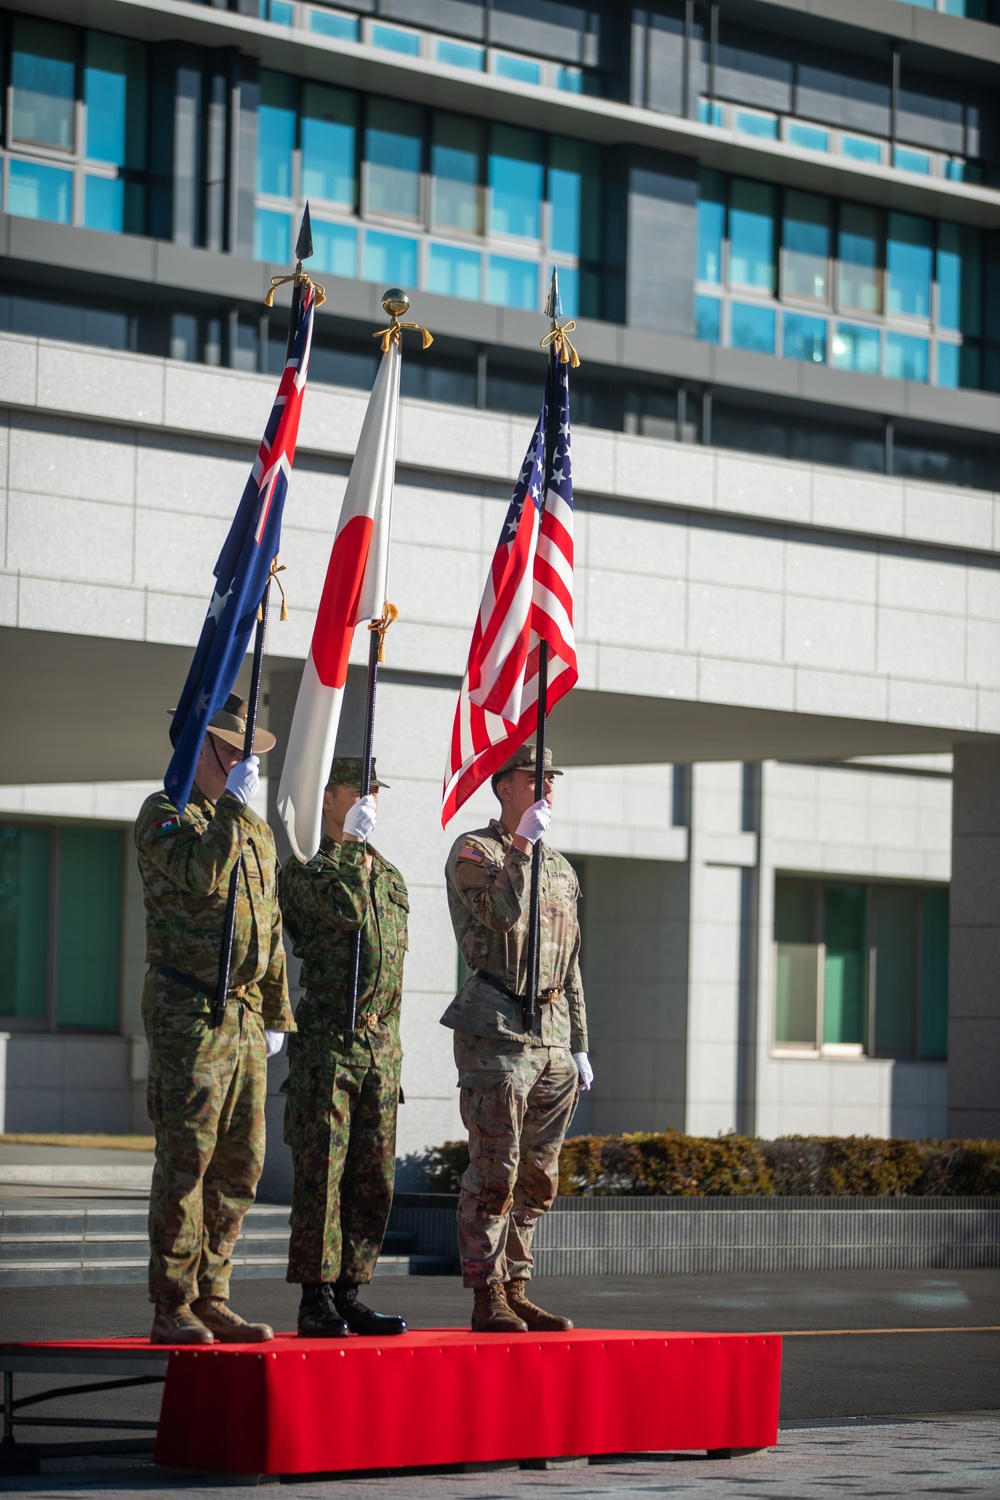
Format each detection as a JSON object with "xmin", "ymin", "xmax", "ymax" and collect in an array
[
  {"xmin": 505, "ymin": 1279, "xmax": 573, "ymax": 1331},
  {"xmin": 150, "ymin": 1300, "xmax": 214, "ymax": 1345},
  {"xmin": 190, "ymin": 1296, "xmax": 273, "ymax": 1343},
  {"xmin": 471, "ymin": 1283, "xmax": 528, "ymax": 1334}
]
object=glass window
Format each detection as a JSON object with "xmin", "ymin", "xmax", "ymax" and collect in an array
[
  {"xmin": 832, "ymin": 323, "xmax": 880, "ymax": 375},
  {"xmin": 696, "ymin": 169, "xmax": 725, "ymax": 285},
  {"xmin": 728, "ymin": 179, "xmax": 776, "ymax": 292},
  {"xmin": 371, "ymin": 25, "xmax": 420, "ymax": 55},
  {"xmin": 431, "ymin": 114, "xmax": 483, "ymax": 235},
  {"xmin": 556, "ymin": 68, "xmax": 583, "ymax": 93},
  {"xmin": 887, "ymin": 215, "xmax": 932, "ymax": 319},
  {"xmin": 310, "ymin": 11, "xmax": 360, "ymax": 40},
  {"xmin": 698, "ymin": 99, "xmax": 724, "ymax": 127},
  {"xmin": 893, "ymin": 145, "xmax": 931, "ymax": 175},
  {"xmin": 885, "ymin": 332, "xmax": 929, "ymax": 382},
  {"xmin": 945, "ymin": 159, "xmax": 979, "ymax": 183},
  {"xmin": 487, "ymin": 253, "xmax": 538, "ymax": 310},
  {"xmin": 731, "ymin": 302, "xmax": 776, "ymax": 354},
  {"xmin": 84, "ymin": 175, "xmax": 124, "ymax": 232},
  {"xmin": 937, "ymin": 222, "xmax": 981, "ymax": 335},
  {"xmin": 695, "ymin": 294, "xmax": 721, "ymax": 343},
  {"xmin": 302, "ymin": 83, "xmax": 356, "ymax": 205},
  {"xmin": 920, "ymin": 888, "xmax": 949, "ymax": 1060},
  {"xmin": 841, "ymin": 135, "xmax": 881, "ymax": 165},
  {"xmin": 254, "ymin": 206, "xmax": 291, "ymax": 262},
  {"xmin": 872, "ymin": 886, "xmax": 918, "ymax": 1056},
  {"xmin": 494, "ymin": 54, "xmax": 542, "ymax": 86},
  {"xmin": 7, "ymin": 159, "xmax": 73, "ymax": 223},
  {"xmin": 823, "ymin": 884, "xmax": 867, "ymax": 1046},
  {"xmin": 936, "ymin": 341, "xmax": 980, "ymax": 391},
  {"xmin": 311, "ymin": 218, "xmax": 357, "ymax": 277},
  {"xmin": 838, "ymin": 204, "xmax": 882, "ymax": 315},
  {"xmin": 0, "ymin": 826, "xmax": 50, "ymax": 1021},
  {"xmin": 734, "ymin": 110, "xmax": 778, "ymax": 140},
  {"xmin": 781, "ymin": 190, "xmax": 831, "ymax": 303},
  {"xmin": 257, "ymin": 70, "xmax": 296, "ymax": 198},
  {"xmin": 85, "ymin": 34, "xmax": 146, "ymax": 169},
  {"xmin": 427, "ymin": 242, "xmax": 481, "ymax": 300},
  {"xmin": 549, "ymin": 137, "xmax": 600, "ymax": 260},
  {"xmin": 363, "ymin": 229, "xmax": 418, "ymax": 287},
  {"xmin": 436, "ymin": 40, "xmax": 484, "ymax": 70},
  {"xmin": 262, "ymin": 0, "xmax": 294, "ymax": 22},
  {"xmin": 365, "ymin": 99, "xmax": 422, "ymax": 219},
  {"xmin": 11, "ymin": 18, "xmax": 76, "ymax": 151},
  {"xmin": 774, "ymin": 879, "xmax": 819, "ymax": 1047},
  {"xmin": 784, "ymin": 311, "xmax": 826, "ymax": 363},
  {"xmin": 488, "ymin": 125, "xmax": 544, "ymax": 240},
  {"xmin": 55, "ymin": 829, "xmax": 121, "ymax": 1030},
  {"xmin": 787, "ymin": 123, "xmax": 828, "ymax": 152}
]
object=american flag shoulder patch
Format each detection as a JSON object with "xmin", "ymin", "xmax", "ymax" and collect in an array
[
  {"xmin": 457, "ymin": 844, "xmax": 485, "ymax": 863},
  {"xmin": 153, "ymin": 814, "xmax": 182, "ymax": 839}
]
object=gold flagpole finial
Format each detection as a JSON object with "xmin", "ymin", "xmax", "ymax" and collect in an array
[{"xmin": 373, "ymin": 288, "xmax": 433, "ymax": 352}]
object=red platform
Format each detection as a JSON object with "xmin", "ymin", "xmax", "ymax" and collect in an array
[{"xmin": 152, "ymin": 1327, "xmax": 781, "ymax": 1475}]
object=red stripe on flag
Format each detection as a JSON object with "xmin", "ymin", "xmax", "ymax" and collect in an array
[{"xmin": 311, "ymin": 514, "xmax": 374, "ymax": 689}]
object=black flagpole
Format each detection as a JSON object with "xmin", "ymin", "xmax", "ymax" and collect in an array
[
  {"xmin": 212, "ymin": 206, "xmax": 314, "ymax": 1029},
  {"xmin": 521, "ymin": 270, "xmax": 561, "ymax": 1037}
]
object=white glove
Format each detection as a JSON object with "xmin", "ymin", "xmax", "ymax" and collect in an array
[
  {"xmin": 573, "ymin": 1051, "xmax": 594, "ymax": 1091},
  {"xmin": 264, "ymin": 1030, "xmax": 285, "ymax": 1059},
  {"xmin": 224, "ymin": 755, "xmax": 259, "ymax": 806},
  {"xmin": 516, "ymin": 798, "xmax": 550, "ymax": 845},
  {"xmin": 343, "ymin": 793, "xmax": 377, "ymax": 841}
]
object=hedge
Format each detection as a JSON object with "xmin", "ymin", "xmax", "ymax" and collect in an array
[{"xmin": 421, "ymin": 1130, "xmax": 1000, "ymax": 1198}]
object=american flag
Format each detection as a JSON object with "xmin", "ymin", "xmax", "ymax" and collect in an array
[
  {"xmin": 442, "ymin": 348, "xmax": 577, "ymax": 825},
  {"xmin": 165, "ymin": 282, "xmax": 317, "ymax": 811}
]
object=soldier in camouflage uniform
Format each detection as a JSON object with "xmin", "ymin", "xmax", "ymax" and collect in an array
[
  {"xmin": 135, "ymin": 694, "xmax": 295, "ymax": 1346},
  {"xmin": 279, "ymin": 756, "xmax": 408, "ymax": 1338},
  {"xmin": 442, "ymin": 745, "xmax": 592, "ymax": 1334}
]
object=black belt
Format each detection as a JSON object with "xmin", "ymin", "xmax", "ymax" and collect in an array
[
  {"xmin": 474, "ymin": 970, "xmax": 562, "ymax": 1004},
  {"xmin": 154, "ymin": 964, "xmax": 249, "ymax": 1001},
  {"xmin": 307, "ymin": 995, "xmax": 390, "ymax": 1033}
]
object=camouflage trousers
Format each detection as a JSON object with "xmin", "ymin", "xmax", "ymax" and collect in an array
[
  {"xmin": 454, "ymin": 1031, "xmax": 579, "ymax": 1290},
  {"xmin": 282, "ymin": 1019, "xmax": 401, "ymax": 1286},
  {"xmin": 142, "ymin": 979, "xmax": 266, "ymax": 1304}
]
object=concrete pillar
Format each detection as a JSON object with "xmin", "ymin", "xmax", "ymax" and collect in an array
[{"xmin": 948, "ymin": 743, "xmax": 1000, "ymax": 1139}]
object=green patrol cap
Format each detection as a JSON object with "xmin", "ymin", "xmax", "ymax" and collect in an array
[
  {"xmin": 326, "ymin": 756, "xmax": 389, "ymax": 790},
  {"xmin": 495, "ymin": 744, "xmax": 563, "ymax": 778}
]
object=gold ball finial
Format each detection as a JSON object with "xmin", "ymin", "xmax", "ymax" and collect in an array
[{"xmin": 382, "ymin": 288, "xmax": 410, "ymax": 318}]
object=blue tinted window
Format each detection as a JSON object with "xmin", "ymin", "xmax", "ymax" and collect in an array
[
  {"xmin": 735, "ymin": 110, "xmax": 777, "ymax": 140},
  {"xmin": 731, "ymin": 302, "xmax": 776, "ymax": 354},
  {"xmin": 782, "ymin": 190, "xmax": 831, "ymax": 301},
  {"xmin": 695, "ymin": 294, "xmax": 721, "ymax": 343},
  {"xmin": 436, "ymin": 39, "xmax": 484, "ymax": 69},
  {"xmin": 487, "ymin": 254, "xmax": 538, "ymax": 310},
  {"xmin": 364, "ymin": 230, "xmax": 418, "ymax": 286},
  {"xmin": 262, "ymin": 0, "xmax": 293, "ymax": 22},
  {"xmin": 885, "ymin": 332, "xmax": 928, "ymax": 383},
  {"xmin": 556, "ymin": 68, "xmax": 583, "ymax": 93},
  {"xmin": 784, "ymin": 312, "xmax": 826, "ymax": 363},
  {"xmin": 838, "ymin": 204, "xmax": 881, "ymax": 314},
  {"xmin": 302, "ymin": 83, "xmax": 356, "ymax": 205},
  {"xmin": 372, "ymin": 25, "xmax": 420, "ymax": 55},
  {"xmin": 254, "ymin": 207, "xmax": 291, "ymax": 262},
  {"xmin": 427, "ymin": 243, "xmax": 481, "ymax": 300},
  {"xmin": 84, "ymin": 175, "xmax": 124, "ymax": 232},
  {"xmin": 310, "ymin": 12, "xmax": 360, "ymax": 40},
  {"xmin": 698, "ymin": 100, "xmax": 723, "ymax": 126},
  {"xmin": 697, "ymin": 169, "xmax": 725, "ymax": 284},
  {"xmin": 312, "ymin": 219, "xmax": 357, "ymax": 277},
  {"xmin": 431, "ymin": 115, "xmax": 483, "ymax": 234},
  {"xmin": 935, "ymin": 342, "xmax": 979, "ymax": 389},
  {"xmin": 937, "ymin": 343, "xmax": 959, "ymax": 389},
  {"xmin": 0, "ymin": 826, "xmax": 49, "ymax": 1021},
  {"xmin": 12, "ymin": 18, "xmax": 75, "ymax": 150},
  {"xmin": 841, "ymin": 136, "xmax": 881, "ymax": 165},
  {"xmin": 494, "ymin": 54, "xmax": 541, "ymax": 85},
  {"xmin": 8, "ymin": 159, "xmax": 73, "ymax": 223},
  {"xmin": 787, "ymin": 123, "xmax": 828, "ymax": 152},
  {"xmin": 489, "ymin": 125, "xmax": 544, "ymax": 240},
  {"xmin": 893, "ymin": 146, "xmax": 931, "ymax": 175},
  {"xmin": 366, "ymin": 99, "xmax": 422, "ymax": 218},
  {"xmin": 937, "ymin": 222, "xmax": 980, "ymax": 335},
  {"xmin": 728, "ymin": 179, "xmax": 775, "ymax": 291},
  {"xmin": 85, "ymin": 35, "xmax": 146, "ymax": 168},
  {"xmin": 887, "ymin": 212, "xmax": 932, "ymax": 319},
  {"xmin": 832, "ymin": 323, "xmax": 880, "ymax": 375},
  {"xmin": 257, "ymin": 70, "xmax": 296, "ymax": 197},
  {"xmin": 549, "ymin": 137, "xmax": 600, "ymax": 259}
]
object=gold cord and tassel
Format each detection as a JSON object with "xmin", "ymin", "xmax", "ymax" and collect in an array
[
  {"xmin": 265, "ymin": 270, "xmax": 327, "ymax": 309},
  {"xmin": 258, "ymin": 559, "xmax": 289, "ymax": 622},
  {"xmin": 368, "ymin": 602, "xmax": 399, "ymax": 662},
  {"xmin": 540, "ymin": 320, "xmax": 581, "ymax": 368},
  {"xmin": 373, "ymin": 319, "xmax": 433, "ymax": 353}
]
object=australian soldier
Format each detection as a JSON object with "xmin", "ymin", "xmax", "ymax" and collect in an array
[
  {"xmin": 442, "ymin": 745, "xmax": 592, "ymax": 1334},
  {"xmin": 278, "ymin": 757, "xmax": 408, "ymax": 1338},
  {"xmin": 135, "ymin": 694, "xmax": 294, "ymax": 1346}
]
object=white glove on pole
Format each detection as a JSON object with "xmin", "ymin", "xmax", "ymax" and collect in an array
[
  {"xmin": 515, "ymin": 798, "xmax": 551, "ymax": 846},
  {"xmin": 343, "ymin": 793, "xmax": 377, "ymax": 841},
  {"xmin": 573, "ymin": 1051, "xmax": 594, "ymax": 1090},
  {"xmin": 264, "ymin": 1030, "xmax": 285, "ymax": 1059},
  {"xmin": 224, "ymin": 755, "xmax": 259, "ymax": 806}
]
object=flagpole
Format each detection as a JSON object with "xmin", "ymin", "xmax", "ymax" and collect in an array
[{"xmin": 211, "ymin": 206, "xmax": 315, "ymax": 1029}]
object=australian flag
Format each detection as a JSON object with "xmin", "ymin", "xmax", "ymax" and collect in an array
[{"xmin": 164, "ymin": 283, "xmax": 317, "ymax": 811}]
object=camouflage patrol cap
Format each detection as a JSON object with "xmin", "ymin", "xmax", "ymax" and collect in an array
[
  {"xmin": 326, "ymin": 756, "xmax": 389, "ymax": 790},
  {"xmin": 494, "ymin": 744, "xmax": 564, "ymax": 778},
  {"xmin": 168, "ymin": 692, "xmax": 276, "ymax": 753}
]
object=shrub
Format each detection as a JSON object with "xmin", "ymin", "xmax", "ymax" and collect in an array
[
  {"xmin": 423, "ymin": 1140, "xmax": 470, "ymax": 1193},
  {"xmin": 559, "ymin": 1129, "xmax": 773, "ymax": 1197}
]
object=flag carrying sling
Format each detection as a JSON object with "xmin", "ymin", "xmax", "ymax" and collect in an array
[
  {"xmin": 442, "ymin": 354, "xmax": 577, "ymax": 825},
  {"xmin": 164, "ymin": 283, "xmax": 317, "ymax": 812}
]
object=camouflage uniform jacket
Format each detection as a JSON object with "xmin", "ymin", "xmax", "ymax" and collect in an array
[
  {"xmin": 279, "ymin": 837, "xmax": 408, "ymax": 1039},
  {"xmin": 134, "ymin": 787, "xmax": 293, "ymax": 1031},
  {"xmin": 441, "ymin": 818, "xmax": 588, "ymax": 1052}
]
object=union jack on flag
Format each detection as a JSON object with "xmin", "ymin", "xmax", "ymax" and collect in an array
[
  {"xmin": 442, "ymin": 342, "xmax": 577, "ymax": 825},
  {"xmin": 164, "ymin": 282, "xmax": 317, "ymax": 812}
]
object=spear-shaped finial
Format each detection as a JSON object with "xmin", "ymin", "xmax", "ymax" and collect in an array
[
  {"xmin": 539, "ymin": 265, "xmax": 579, "ymax": 368},
  {"xmin": 544, "ymin": 266, "xmax": 562, "ymax": 324},
  {"xmin": 295, "ymin": 202, "xmax": 313, "ymax": 267}
]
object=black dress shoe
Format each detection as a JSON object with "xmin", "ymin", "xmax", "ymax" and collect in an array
[
  {"xmin": 297, "ymin": 1283, "xmax": 350, "ymax": 1338},
  {"xmin": 334, "ymin": 1285, "xmax": 407, "ymax": 1336}
]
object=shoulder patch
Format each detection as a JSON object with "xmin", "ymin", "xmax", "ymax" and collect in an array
[
  {"xmin": 153, "ymin": 814, "xmax": 182, "ymax": 839},
  {"xmin": 457, "ymin": 845, "xmax": 485, "ymax": 863}
]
